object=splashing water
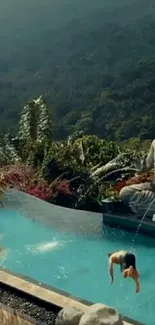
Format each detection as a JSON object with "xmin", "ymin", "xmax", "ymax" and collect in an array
[
  {"xmin": 130, "ymin": 198, "xmax": 155, "ymax": 252},
  {"xmin": 27, "ymin": 240, "xmax": 62, "ymax": 254}
]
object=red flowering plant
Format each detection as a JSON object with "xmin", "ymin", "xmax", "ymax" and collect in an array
[
  {"xmin": 126, "ymin": 172, "xmax": 154, "ymax": 186},
  {"xmin": 27, "ymin": 184, "xmax": 52, "ymax": 201},
  {"xmin": 0, "ymin": 163, "xmax": 74, "ymax": 204},
  {"xmin": 49, "ymin": 179, "xmax": 75, "ymax": 207},
  {"xmin": 113, "ymin": 179, "xmax": 127, "ymax": 192},
  {"xmin": 0, "ymin": 163, "xmax": 38, "ymax": 191},
  {"xmin": 50, "ymin": 179, "xmax": 72, "ymax": 196},
  {"xmin": 110, "ymin": 172, "xmax": 154, "ymax": 198},
  {"xmin": 0, "ymin": 163, "xmax": 51, "ymax": 201}
]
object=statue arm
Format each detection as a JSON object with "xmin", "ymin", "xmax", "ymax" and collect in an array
[{"xmin": 141, "ymin": 140, "xmax": 155, "ymax": 172}]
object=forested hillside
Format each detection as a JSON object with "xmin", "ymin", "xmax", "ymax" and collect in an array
[{"xmin": 0, "ymin": 0, "xmax": 155, "ymax": 140}]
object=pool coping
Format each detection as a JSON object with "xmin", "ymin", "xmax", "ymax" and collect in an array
[{"xmin": 0, "ymin": 268, "xmax": 145, "ymax": 325}]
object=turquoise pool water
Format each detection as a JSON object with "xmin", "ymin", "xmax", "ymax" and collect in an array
[{"xmin": 0, "ymin": 209, "xmax": 154, "ymax": 324}]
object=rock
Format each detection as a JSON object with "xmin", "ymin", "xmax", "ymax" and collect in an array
[
  {"xmin": 79, "ymin": 303, "xmax": 123, "ymax": 325},
  {"xmin": 55, "ymin": 307, "xmax": 84, "ymax": 325}
]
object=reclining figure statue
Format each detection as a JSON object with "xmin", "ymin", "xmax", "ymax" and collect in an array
[{"xmin": 119, "ymin": 140, "xmax": 155, "ymax": 217}]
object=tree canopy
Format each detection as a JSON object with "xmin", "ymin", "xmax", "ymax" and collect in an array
[{"xmin": 0, "ymin": 0, "xmax": 155, "ymax": 140}]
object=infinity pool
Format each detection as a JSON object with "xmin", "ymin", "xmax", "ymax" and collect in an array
[{"xmin": 0, "ymin": 207, "xmax": 154, "ymax": 325}]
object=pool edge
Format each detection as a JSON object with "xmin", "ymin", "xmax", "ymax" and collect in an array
[{"xmin": 0, "ymin": 268, "xmax": 145, "ymax": 325}]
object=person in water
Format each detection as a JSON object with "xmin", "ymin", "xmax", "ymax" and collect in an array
[{"xmin": 108, "ymin": 250, "xmax": 140, "ymax": 293}]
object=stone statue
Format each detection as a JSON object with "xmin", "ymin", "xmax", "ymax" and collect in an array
[{"xmin": 119, "ymin": 139, "xmax": 155, "ymax": 217}]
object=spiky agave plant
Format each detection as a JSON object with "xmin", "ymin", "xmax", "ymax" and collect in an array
[
  {"xmin": 0, "ymin": 132, "xmax": 20, "ymax": 167},
  {"xmin": 36, "ymin": 96, "xmax": 52, "ymax": 144},
  {"xmin": 18, "ymin": 96, "xmax": 52, "ymax": 164},
  {"xmin": 18, "ymin": 100, "xmax": 38, "ymax": 142},
  {"xmin": 18, "ymin": 96, "xmax": 52, "ymax": 143}
]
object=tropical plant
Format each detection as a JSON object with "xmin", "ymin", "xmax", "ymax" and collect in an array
[{"xmin": 18, "ymin": 96, "xmax": 52, "ymax": 161}]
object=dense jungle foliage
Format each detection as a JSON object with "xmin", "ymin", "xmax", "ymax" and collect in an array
[
  {"xmin": 0, "ymin": 0, "xmax": 155, "ymax": 140},
  {"xmin": 0, "ymin": 97, "xmax": 153, "ymax": 212}
]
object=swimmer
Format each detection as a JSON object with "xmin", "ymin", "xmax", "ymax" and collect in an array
[{"xmin": 108, "ymin": 250, "xmax": 140, "ymax": 293}]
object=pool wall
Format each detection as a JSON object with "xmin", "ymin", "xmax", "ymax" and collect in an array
[
  {"xmin": 0, "ymin": 269, "xmax": 145, "ymax": 325},
  {"xmin": 4, "ymin": 189, "xmax": 104, "ymax": 236},
  {"xmin": 103, "ymin": 213, "xmax": 155, "ymax": 237},
  {"xmin": 4, "ymin": 189, "xmax": 155, "ymax": 237}
]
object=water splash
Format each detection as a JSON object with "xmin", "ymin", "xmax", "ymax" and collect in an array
[
  {"xmin": 27, "ymin": 240, "xmax": 63, "ymax": 254},
  {"xmin": 130, "ymin": 198, "xmax": 155, "ymax": 252},
  {"xmin": 0, "ymin": 247, "xmax": 8, "ymax": 263}
]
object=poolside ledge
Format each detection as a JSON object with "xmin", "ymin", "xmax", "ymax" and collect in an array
[{"xmin": 0, "ymin": 269, "xmax": 143, "ymax": 325}]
